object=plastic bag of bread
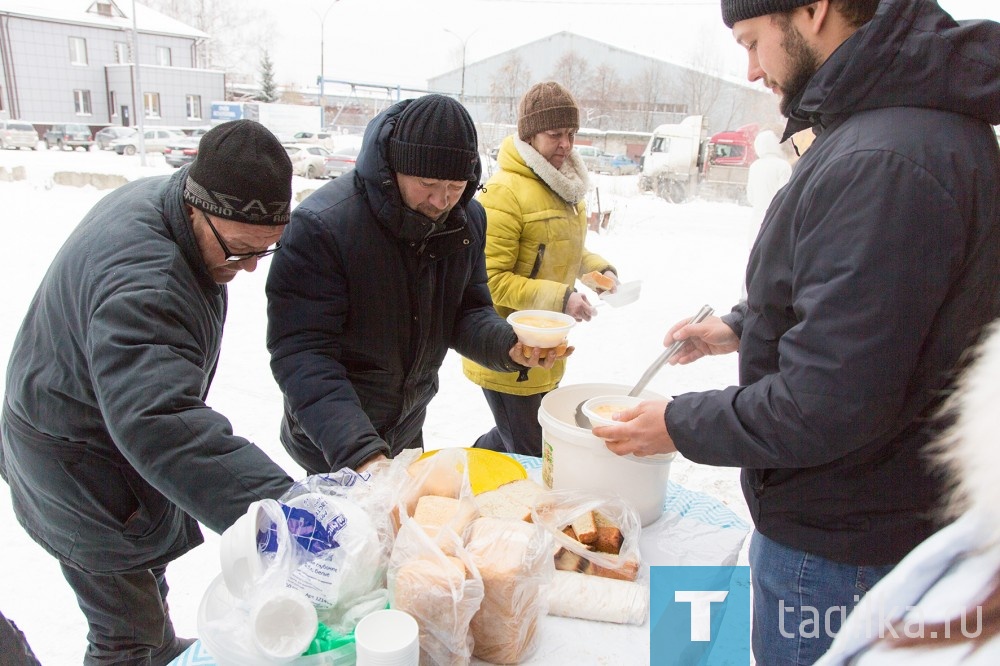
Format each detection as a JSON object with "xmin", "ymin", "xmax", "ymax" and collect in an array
[
  {"xmin": 389, "ymin": 517, "xmax": 484, "ymax": 666},
  {"xmin": 531, "ymin": 489, "xmax": 642, "ymax": 582},
  {"xmin": 398, "ymin": 448, "xmax": 479, "ymax": 536},
  {"xmin": 464, "ymin": 517, "xmax": 554, "ymax": 664}
]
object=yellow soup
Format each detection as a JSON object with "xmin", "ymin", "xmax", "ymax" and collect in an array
[
  {"xmin": 592, "ymin": 403, "xmax": 630, "ymax": 418},
  {"xmin": 516, "ymin": 316, "xmax": 565, "ymax": 328}
]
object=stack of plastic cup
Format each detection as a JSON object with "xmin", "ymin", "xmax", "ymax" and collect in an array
[
  {"xmin": 249, "ymin": 589, "xmax": 318, "ymax": 662},
  {"xmin": 354, "ymin": 609, "xmax": 419, "ymax": 666}
]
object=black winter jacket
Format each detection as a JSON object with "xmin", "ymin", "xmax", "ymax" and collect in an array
[
  {"xmin": 669, "ymin": 0, "xmax": 1000, "ymax": 565},
  {"xmin": 0, "ymin": 169, "xmax": 293, "ymax": 573},
  {"xmin": 266, "ymin": 100, "xmax": 521, "ymax": 474}
]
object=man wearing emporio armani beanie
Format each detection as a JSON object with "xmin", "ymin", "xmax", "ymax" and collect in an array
[
  {"xmin": 603, "ymin": 1, "xmax": 1000, "ymax": 664},
  {"xmin": 267, "ymin": 95, "xmax": 554, "ymax": 477},
  {"xmin": 2, "ymin": 118, "xmax": 296, "ymax": 663}
]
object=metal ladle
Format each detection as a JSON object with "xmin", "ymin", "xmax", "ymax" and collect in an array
[{"xmin": 574, "ymin": 304, "xmax": 715, "ymax": 429}]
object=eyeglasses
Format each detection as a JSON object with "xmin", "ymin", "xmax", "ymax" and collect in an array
[{"xmin": 201, "ymin": 212, "xmax": 281, "ymax": 262}]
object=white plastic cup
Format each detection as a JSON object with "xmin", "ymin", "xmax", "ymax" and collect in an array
[
  {"xmin": 249, "ymin": 588, "xmax": 318, "ymax": 662},
  {"xmin": 354, "ymin": 609, "xmax": 419, "ymax": 666},
  {"xmin": 219, "ymin": 500, "xmax": 268, "ymax": 599}
]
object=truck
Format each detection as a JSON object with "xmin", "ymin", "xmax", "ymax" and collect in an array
[
  {"xmin": 638, "ymin": 116, "xmax": 758, "ymax": 204},
  {"xmin": 210, "ymin": 101, "xmax": 322, "ymax": 143}
]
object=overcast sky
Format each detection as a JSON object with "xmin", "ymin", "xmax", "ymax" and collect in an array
[{"xmin": 261, "ymin": 0, "xmax": 1000, "ymax": 93}]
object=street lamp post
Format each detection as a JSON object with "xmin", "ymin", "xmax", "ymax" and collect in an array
[{"xmin": 311, "ymin": 2, "xmax": 338, "ymax": 127}]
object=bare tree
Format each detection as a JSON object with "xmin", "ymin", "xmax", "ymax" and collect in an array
[
  {"xmin": 677, "ymin": 34, "xmax": 725, "ymax": 126},
  {"xmin": 582, "ymin": 63, "xmax": 624, "ymax": 129},
  {"xmin": 489, "ymin": 53, "xmax": 532, "ymax": 126},
  {"xmin": 548, "ymin": 51, "xmax": 589, "ymax": 94},
  {"xmin": 628, "ymin": 62, "xmax": 672, "ymax": 131},
  {"xmin": 145, "ymin": 0, "xmax": 273, "ymax": 85}
]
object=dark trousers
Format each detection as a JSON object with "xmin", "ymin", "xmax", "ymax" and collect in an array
[
  {"xmin": 0, "ymin": 610, "xmax": 41, "ymax": 666},
  {"xmin": 60, "ymin": 563, "xmax": 192, "ymax": 666},
  {"xmin": 473, "ymin": 389, "xmax": 546, "ymax": 457}
]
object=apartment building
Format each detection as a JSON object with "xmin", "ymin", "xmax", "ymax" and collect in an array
[{"xmin": 0, "ymin": 0, "xmax": 223, "ymax": 129}]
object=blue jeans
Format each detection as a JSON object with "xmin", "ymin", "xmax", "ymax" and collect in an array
[{"xmin": 749, "ymin": 530, "xmax": 895, "ymax": 665}]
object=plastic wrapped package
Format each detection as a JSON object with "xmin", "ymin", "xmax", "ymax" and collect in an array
[
  {"xmin": 464, "ymin": 517, "xmax": 555, "ymax": 664},
  {"xmin": 547, "ymin": 570, "xmax": 648, "ymax": 625},
  {"xmin": 531, "ymin": 489, "xmax": 642, "ymax": 581},
  {"xmin": 389, "ymin": 518, "xmax": 484, "ymax": 666}
]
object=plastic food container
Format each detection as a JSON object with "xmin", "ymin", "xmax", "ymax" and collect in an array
[
  {"xmin": 581, "ymin": 395, "xmax": 645, "ymax": 427},
  {"xmin": 599, "ymin": 280, "xmax": 642, "ymax": 308},
  {"xmin": 507, "ymin": 310, "xmax": 576, "ymax": 348},
  {"xmin": 539, "ymin": 383, "xmax": 675, "ymax": 526}
]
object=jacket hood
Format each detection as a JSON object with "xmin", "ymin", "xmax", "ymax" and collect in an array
[
  {"xmin": 753, "ymin": 130, "xmax": 783, "ymax": 158},
  {"xmin": 784, "ymin": 0, "xmax": 1000, "ymax": 138},
  {"xmin": 354, "ymin": 99, "xmax": 481, "ymax": 242},
  {"xmin": 495, "ymin": 135, "xmax": 589, "ymax": 204},
  {"xmin": 933, "ymin": 321, "xmax": 1000, "ymax": 545}
]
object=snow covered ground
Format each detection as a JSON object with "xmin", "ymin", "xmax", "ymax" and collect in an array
[{"xmin": 0, "ymin": 146, "xmax": 754, "ymax": 664}]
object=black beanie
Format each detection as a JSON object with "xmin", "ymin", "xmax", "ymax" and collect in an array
[
  {"xmin": 387, "ymin": 95, "xmax": 479, "ymax": 181},
  {"xmin": 721, "ymin": 0, "xmax": 815, "ymax": 28},
  {"xmin": 183, "ymin": 119, "xmax": 292, "ymax": 225}
]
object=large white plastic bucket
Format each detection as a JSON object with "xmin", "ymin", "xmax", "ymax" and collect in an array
[{"xmin": 539, "ymin": 383, "xmax": 674, "ymax": 526}]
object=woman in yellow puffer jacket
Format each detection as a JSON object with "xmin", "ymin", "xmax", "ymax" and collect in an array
[{"xmin": 463, "ymin": 81, "xmax": 619, "ymax": 456}]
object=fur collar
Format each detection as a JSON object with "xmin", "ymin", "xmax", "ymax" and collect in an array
[
  {"xmin": 931, "ymin": 320, "xmax": 1000, "ymax": 544},
  {"xmin": 513, "ymin": 137, "xmax": 590, "ymax": 204}
]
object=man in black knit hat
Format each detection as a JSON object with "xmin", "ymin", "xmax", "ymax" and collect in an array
[
  {"xmin": 267, "ymin": 94, "xmax": 559, "ymax": 475},
  {"xmin": 1, "ymin": 119, "xmax": 297, "ymax": 665},
  {"xmin": 595, "ymin": 0, "xmax": 1000, "ymax": 663}
]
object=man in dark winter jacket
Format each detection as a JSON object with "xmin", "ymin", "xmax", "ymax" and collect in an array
[
  {"xmin": 266, "ymin": 95, "xmax": 557, "ymax": 475},
  {"xmin": 595, "ymin": 0, "xmax": 1000, "ymax": 663},
  {"xmin": 0, "ymin": 120, "xmax": 297, "ymax": 665}
]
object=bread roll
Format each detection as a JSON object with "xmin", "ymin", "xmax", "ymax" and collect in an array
[{"xmin": 548, "ymin": 570, "xmax": 648, "ymax": 625}]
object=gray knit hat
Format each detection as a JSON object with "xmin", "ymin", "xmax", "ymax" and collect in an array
[
  {"xmin": 722, "ymin": 0, "xmax": 815, "ymax": 28},
  {"xmin": 184, "ymin": 119, "xmax": 292, "ymax": 225},
  {"xmin": 517, "ymin": 81, "xmax": 579, "ymax": 141},
  {"xmin": 387, "ymin": 95, "xmax": 479, "ymax": 182}
]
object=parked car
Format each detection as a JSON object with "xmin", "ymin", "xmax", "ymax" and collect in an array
[
  {"xmin": 603, "ymin": 154, "xmax": 639, "ymax": 176},
  {"xmin": 576, "ymin": 145, "xmax": 607, "ymax": 171},
  {"xmin": 111, "ymin": 128, "xmax": 185, "ymax": 155},
  {"xmin": 325, "ymin": 145, "xmax": 359, "ymax": 178},
  {"xmin": 94, "ymin": 126, "xmax": 136, "ymax": 150},
  {"xmin": 164, "ymin": 135, "xmax": 201, "ymax": 168},
  {"xmin": 44, "ymin": 123, "xmax": 94, "ymax": 151},
  {"xmin": 290, "ymin": 131, "xmax": 336, "ymax": 149},
  {"xmin": 0, "ymin": 120, "xmax": 39, "ymax": 150},
  {"xmin": 283, "ymin": 142, "xmax": 335, "ymax": 179}
]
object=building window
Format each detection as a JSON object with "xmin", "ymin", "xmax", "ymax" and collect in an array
[
  {"xmin": 69, "ymin": 37, "xmax": 88, "ymax": 65},
  {"xmin": 74, "ymin": 90, "xmax": 93, "ymax": 115},
  {"xmin": 185, "ymin": 95, "xmax": 202, "ymax": 120},
  {"xmin": 114, "ymin": 42, "xmax": 129, "ymax": 64},
  {"xmin": 156, "ymin": 46, "xmax": 171, "ymax": 66},
  {"xmin": 109, "ymin": 91, "xmax": 118, "ymax": 116},
  {"xmin": 143, "ymin": 92, "xmax": 160, "ymax": 118}
]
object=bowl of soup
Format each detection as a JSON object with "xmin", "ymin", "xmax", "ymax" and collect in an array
[
  {"xmin": 581, "ymin": 395, "xmax": 645, "ymax": 428},
  {"xmin": 507, "ymin": 310, "xmax": 576, "ymax": 348}
]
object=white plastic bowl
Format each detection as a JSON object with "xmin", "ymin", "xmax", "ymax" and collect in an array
[
  {"xmin": 581, "ymin": 395, "xmax": 645, "ymax": 427},
  {"xmin": 599, "ymin": 280, "xmax": 642, "ymax": 308},
  {"xmin": 507, "ymin": 310, "xmax": 576, "ymax": 348}
]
